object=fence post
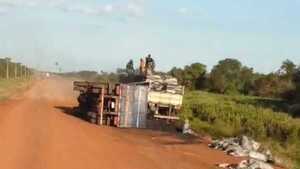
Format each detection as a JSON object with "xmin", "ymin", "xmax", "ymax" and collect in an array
[
  {"xmin": 136, "ymin": 87, "xmax": 141, "ymax": 128},
  {"xmin": 20, "ymin": 65, "xmax": 23, "ymax": 78},
  {"xmin": 24, "ymin": 66, "xmax": 26, "ymax": 78},
  {"xmin": 14, "ymin": 63, "xmax": 17, "ymax": 79},
  {"xmin": 5, "ymin": 58, "xmax": 9, "ymax": 79}
]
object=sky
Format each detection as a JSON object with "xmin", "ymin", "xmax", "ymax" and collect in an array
[{"xmin": 0, "ymin": 0, "xmax": 300, "ymax": 73}]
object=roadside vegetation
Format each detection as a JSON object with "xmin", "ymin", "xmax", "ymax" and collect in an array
[
  {"xmin": 181, "ymin": 91, "xmax": 300, "ymax": 168},
  {"xmin": 0, "ymin": 57, "xmax": 33, "ymax": 100},
  {"xmin": 0, "ymin": 78, "xmax": 32, "ymax": 100},
  {"xmin": 172, "ymin": 59, "xmax": 300, "ymax": 168}
]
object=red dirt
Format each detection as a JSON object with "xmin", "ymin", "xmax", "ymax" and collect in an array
[{"xmin": 0, "ymin": 77, "xmax": 243, "ymax": 169}]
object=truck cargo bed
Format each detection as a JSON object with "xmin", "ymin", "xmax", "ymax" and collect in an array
[{"xmin": 148, "ymin": 91, "xmax": 183, "ymax": 107}]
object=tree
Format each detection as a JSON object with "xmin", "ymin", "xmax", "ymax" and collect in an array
[
  {"xmin": 210, "ymin": 58, "xmax": 245, "ymax": 94},
  {"xmin": 280, "ymin": 59, "xmax": 296, "ymax": 79},
  {"xmin": 253, "ymin": 74, "xmax": 280, "ymax": 97},
  {"xmin": 169, "ymin": 67, "xmax": 184, "ymax": 84},
  {"xmin": 169, "ymin": 63, "xmax": 207, "ymax": 89},
  {"xmin": 240, "ymin": 67, "xmax": 256, "ymax": 95},
  {"xmin": 275, "ymin": 60, "xmax": 297, "ymax": 100},
  {"xmin": 183, "ymin": 63, "xmax": 207, "ymax": 89},
  {"xmin": 293, "ymin": 66, "xmax": 300, "ymax": 102}
]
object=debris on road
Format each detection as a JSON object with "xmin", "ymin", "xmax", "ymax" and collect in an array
[
  {"xmin": 210, "ymin": 136, "xmax": 282, "ymax": 169},
  {"xmin": 249, "ymin": 151, "xmax": 268, "ymax": 162},
  {"xmin": 182, "ymin": 119, "xmax": 197, "ymax": 136},
  {"xmin": 209, "ymin": 136, "xmax": 264, "ymax": 158},
  {"xmin": 217, "ymin": 159, "xmax": 273, "ymax": 169}
]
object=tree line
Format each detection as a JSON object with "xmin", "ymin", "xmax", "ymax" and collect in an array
[
  {"xmin": 169, "ymin": 58, "xmax": 300, "ymax": 102},
  {"xmin": 62, "ymin": 58, "xmax": 300, "ymax": 102},
  {"xmin": 0, "ymin": 57, "xmax": 33, "ymax": 79},
  {"xmin": 122, "ymin": 57, "xmax": 300, "ymax": 101}
]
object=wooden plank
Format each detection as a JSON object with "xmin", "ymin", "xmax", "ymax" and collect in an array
[
  {"xmin": 103, "ymin": 112, "xmax": 119, "ymax": 115},
  {"xmin": 154, "ymin": 115, "xmax": 179, "ymax": 120},
  {"xmin": 104, "ymin": 95, "xmax": 119, "ymax": 99},
  {"xmin": 148, "ymin": 91, "xmax": 183, "ymax": 106}
]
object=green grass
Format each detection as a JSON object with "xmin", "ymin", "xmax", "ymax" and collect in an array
[
  {"xmin": 0, "ymin": 78, "xmax": 31, "ymax": 101},
  {"xmin": 180, "ymin": 91, "xmax": 300, "ymax": 168}
]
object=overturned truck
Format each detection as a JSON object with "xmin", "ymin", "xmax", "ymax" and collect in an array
[{"xmin": 73, "ymin": 75, "xmax": 184, "ymax": 128}]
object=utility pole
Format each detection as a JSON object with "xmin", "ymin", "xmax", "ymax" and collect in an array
[{"xmin": 55, "ymin": 62, "xmax": 59, "ymax": 73}]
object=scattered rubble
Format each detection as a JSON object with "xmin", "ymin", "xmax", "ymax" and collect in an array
[
  {"xmin": 209, "ymin": 136, "xmax": 271, "ymax": 161},
  {"xmin": 217, "ymin": 159, "xmax": 274, "ymax": 169},
  {"xmin": 209, "ymin": 136, "xmax": 278, "ymax": 169},
  {"xmin": 249, "ymin": 151, "xmax": 268, "ymax": 162}
]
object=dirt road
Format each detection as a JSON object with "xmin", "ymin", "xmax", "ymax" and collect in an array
[{"xmin": 0, "ymin": 78, "xmax": 241, "ymax": 169}]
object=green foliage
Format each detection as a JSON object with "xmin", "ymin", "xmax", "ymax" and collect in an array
[
  {"xmin": 209, "ymin": 58, "xmax": 255, "ymax": 95},
  {"xmin": 281, "ymin": 59, "xmax": 297, "ymax": 79},
  {"xmin": 293, "ymin": 68, "xmax": 300, "ymax": 102},
  {"xmin": 169, "ymin": 67, "xmax": 184, "ymax": 84},
  {"xmin": 169, "ymin": 62, "xmax": 207, "ymax": 89},
  {"xmin": 253, "ymin": 73, "xmax": 281, "ymax": 97},
  {"xmin": 169, "ymin": 58, "xmax": 299, "ymax": 101},
  {"xmin": 0, "ymin": 78, "xmax": 31, "ymax": 100},
  {"xmin": 181, "ymin": 91, "xmax": 300, "ymax": 167},
  {"xmin": 253, "ymin": 59, "xmax": 297, "ymax": 98}
]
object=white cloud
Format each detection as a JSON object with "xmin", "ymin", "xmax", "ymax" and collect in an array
[
  {"xmin": 0, "ymin": 0, "xmax": 66, "ymax": 8},
  {"xmin": 0, "ymin": 6, "xmax": 8, "ymax": 15},
  {"xmin": 104, "ymin": 4, "xmax": 113, "ymax": 13},
  {"xmin": 62, "ymin": 5, "xmax": 96, "ymax": 15},
  {"xmin": 0, "ymin": 0, "xmax": 146, "ymax": 18},
  {"xmin": 127, "ymin": 2, "xmax": 143, "ymax": 16},
  {"xmin": 178, "ymin": 7, "xmax": 188, "ymax": 15},
  {"xmin": 61, "ymin": 0, "xmax": 146, "ymax": 18}
]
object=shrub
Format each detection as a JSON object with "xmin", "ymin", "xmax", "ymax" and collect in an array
[{"xmin": 181, "ymin": 91, "xmax": 300, "ymax": 167}]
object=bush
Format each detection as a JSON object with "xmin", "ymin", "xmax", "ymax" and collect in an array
[{"xmin": 181, "ymin": 91, "xmax": 300, "ymax": 167}]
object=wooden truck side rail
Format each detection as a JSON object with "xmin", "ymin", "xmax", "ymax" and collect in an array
[{"xmin": 147, "ymin": 91, "xmax": 183, "ymax": 108}]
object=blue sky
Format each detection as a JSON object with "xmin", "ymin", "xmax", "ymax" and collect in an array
[{"xmin": 0, "ymin": 0, "xmax": 299, "ymax": 73}]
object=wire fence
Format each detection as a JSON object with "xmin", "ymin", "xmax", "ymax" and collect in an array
[{"xmin": 0, "ymin": 57, "xmax": 33, "ymax": 79}]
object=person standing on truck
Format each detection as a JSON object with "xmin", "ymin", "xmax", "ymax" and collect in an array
[
  {"xmin": 139, "ymin": 58, "xmax": 145, "ymax": 75},
  {"xmin": 145, "ymin": 54, "xmax": 155, "ymax": 75}
]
